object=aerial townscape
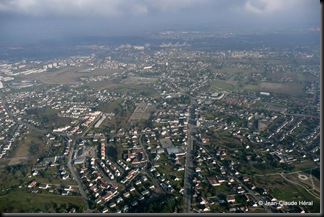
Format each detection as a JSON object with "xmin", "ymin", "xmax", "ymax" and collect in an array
[{"xmin": 0, "ymin": 0, "xmax": 320, "ymax": 214}]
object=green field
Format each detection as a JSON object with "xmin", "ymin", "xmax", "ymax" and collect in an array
[
  {"xmin": 97, "ymin": 99, "xmax": 123, "ymax": 113},
  {"xmin": 253, "ymin": 174, "xmax": 320, "ymax": 213},
  {"xmin": 11, "ymin": 129, "xmax": 46, "ymax": 160},
  {"xmin": 291, "ymin": 160, "xmax": 318, "ymax": 171},
  {"xmin": 243, "ymin": 82, "xmax": 305, "ymax": 97},
  {"xmin": 0, "ymin": 189, "xmax": 86, "ymax": 213},
  {"xmin": 210, "ymin": 80, "xmax": 235, "ymax": 91}
]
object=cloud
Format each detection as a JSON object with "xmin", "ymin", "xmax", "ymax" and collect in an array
[
  {"xmin": 243, "ymin": 0, "xmax": 310, "ymax": 15},
  {"xmin": 0, "ymin": 0, "xmax": 125, "ymax": 17},
  {"xmin": 0, "ymin": 0, "xmax": 214, "ymax": 17},
  {"xmin": 144, "ymin": 0, "xmax": 212, "ymax": 13},
  {"xmin": 131, "ymin": 3, "xmax": 148, "ymax": 15},
  {"xmin": 0, "ymin": 0, "xmax": 316, "ymax": 18},
  {"xmin": 0, "ymin": 0, "xmax": 319, "ymax": 27}
]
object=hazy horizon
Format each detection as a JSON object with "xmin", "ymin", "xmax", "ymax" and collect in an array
[{"xmin": 0, "ymin": 0, "xmax": 320, "ymax": 44}]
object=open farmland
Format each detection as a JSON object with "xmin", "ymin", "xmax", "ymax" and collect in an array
[
  {"xmin": 24, "ymin": 67, "xmax": 121, "ymax": 85},
  {"xmin": 243, "ymin": 82, "xmax": 304, "ymax": 96}
]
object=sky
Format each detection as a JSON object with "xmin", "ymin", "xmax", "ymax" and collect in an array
[{"xmin": 0, "ymin": 0, "xmax": 320, "ymax": 43}]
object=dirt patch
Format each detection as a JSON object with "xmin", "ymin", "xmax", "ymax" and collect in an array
[
  {"xmin": 259, "ymin": 82, "xmax": 283, "ymax": 90},
  {"xmin": 242, "ymin": 84, "xmax": 259, "ymax": 91},
  {"xmin": 8, "ymin": 156, "xmax": 31, "ymax": 166},
  {"xmin": 128, "ymin": 102, "xmax": 155, "ymax": 122}
]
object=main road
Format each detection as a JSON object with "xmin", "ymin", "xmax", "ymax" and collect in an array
[
  {"xmin": 183, "ymin": 131, "xmax": 194, "ymax": 212},
  {"xmin": 65, "ymin": 117, "xmax": 101, "ymax": 212},
  {"xmin": 66, "ymin": 136, "xmax": 92, "ymax": 212},
  {"xmin": 183, "ymin": 95, "xmax": 196, "ymax": 213}
]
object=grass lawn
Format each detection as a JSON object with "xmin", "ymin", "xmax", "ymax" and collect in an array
[
  {"xmin": 11, "ymin": 129, "xmax": 44, "ymax": 159},
  {"xmin": 97, "ymin": 99, "xmax": 123, "ymax": 113},
  {"xmin": 0, "ymin": 189, "xmax": 86, "ymax": 213},
  {"xmin": 156, "ymin": 162, "xmax": 174, "ymax": 175},
  {"xmin": 291, "ymin": 160, "xmax": 318, "ymax": 171},
  {"xmin": 253, "ymin": 174, "xmax": 320, "ymax": 212},
  {"xmin": 0, "ymin": 159, "xmax": 11, "ymax": 167},
  {"xmin": 210, "ymin": 80, "xmax": 235, "ymax": 91}
]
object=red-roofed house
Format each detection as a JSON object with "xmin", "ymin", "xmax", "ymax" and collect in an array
[
  {"xmin": 227, "ymin": 195, "xmax": 236, "ymax": 203},
  {"xmin": 28, "ymin": 180, "xmax": 37, "ymax": 188},
  {"xmin": 102, "ymin": 192, "xmax": 113, "ymax": 202},
  {"xmin": 208, "ymin": 176, "xmax": 220, "ymax": 186}
]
